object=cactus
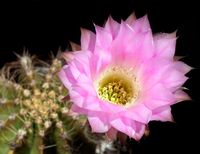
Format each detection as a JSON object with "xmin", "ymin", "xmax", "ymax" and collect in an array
[{"xmin": 0, "ymin": 53, "xmax": 99, "ymax": 154}]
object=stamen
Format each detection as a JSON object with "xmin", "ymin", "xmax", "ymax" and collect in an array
[{"xmin": 95, "ymin": 66, "xmax": 139, "ymax": 106}]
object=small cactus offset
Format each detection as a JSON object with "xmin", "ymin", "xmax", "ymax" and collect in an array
[{"xmin": 0, "ymin": 53, "xmax": 100, "ymax": 154}]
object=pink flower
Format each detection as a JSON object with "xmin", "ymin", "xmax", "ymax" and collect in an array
[{"xmin": 59, "ymin": 13, "xmax": 191, "ymax": 140}]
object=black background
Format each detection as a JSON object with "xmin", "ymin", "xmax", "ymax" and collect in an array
[{"xmin": 0, "ymin": 0, "xmax": 199, "ymax": 153}]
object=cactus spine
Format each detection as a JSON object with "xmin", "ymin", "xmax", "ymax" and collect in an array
[{"xmin": 0, "ymin": 53, "xmax": 93, "ymax": 154}]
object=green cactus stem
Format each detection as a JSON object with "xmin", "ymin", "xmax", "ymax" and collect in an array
[{"xmin": 0, "ymin": 53, "xmax": 97, "ymax": 154}]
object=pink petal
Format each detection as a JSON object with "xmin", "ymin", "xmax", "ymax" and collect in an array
[
  {"xmin": 89, "ymin": 54, "xmax": 101, "ymax": 79},
  {"xmin": 71, "ymin": 84, "xmax": 90, "ymax": 98},
  {"xmin": 70, "ymin": 41, "xmax": 81, "ymax": 51},
  {"xmin": 144, "ymin": 83, "xmax": 176, "ymax": 110},
  {"xmin": 89, "ymin": 51, "xmax": 111, "ymax": 79},
  {"xmin": 151, "ymin": 106, "xmax": 173, "ymax": 122},
  {"xmin": 111, "ymin": 22, "xmax": 154, "ymax": 65},
  {"xmin": 173, "ymin": 61, "xmax": 193, "ymax": 74},
  {"xmin": 62, "ymin": 65, "xmax": 77, "ymax": 84},
  {"xmin": 95, "ymin": 25, "xmax": 112, "ymax": 49},
  {"xmin": 122, "ymin": 103, "xmax": 152, "ymax": 124},
  {"xmin": 94, "ymin": 46, "xmax": 111, "ymax": 69},
  {"xmin": 72, "ymin": 58, "xmax": 92, "ymax": 79},
  {"xmin": 83, "ymin": 96, "xmax": 102, "ymax": 111},
  {"xmin": 137, "ymin": 59, "xmax": 170, "ymax": 90},
  {"xmin": 106, "ymin": 127, "xmax": 118, "ymax": 140},
  {"xmin": 81, "ymin": 28, "xmax": 96, "ymax": 51},
  {"xmin": 118, "ymin": 30, "xmax": 154, "ymax": 64},
  {"xmin": 155, "ymin": 31, "xmax": 177, "ymax": 40},
  {"xmin": 69, "ymin": 90, "xmax": 85, "ymax": 107},
  {"xmin": 110, "ymin": 21, "xmax": 139, "ymax": 64},
  {"xmin": 71, "ymin": 104, "xmax": 108, "ymax": 117},
  {"xmin": 74, "ymin": 51, "xmax": 93, "ymax": 77},
  {"xmin": 99, "ymin": 99, "xmax": 126, "ymax": 114},
  {"xmin": 110, "ymin": 118, "xmax": 146, "ymax": 140},
  {"xmin": 138, "ymin": 31, "xmax": 154, "ymax": 61},
  {"xmin": 139, "ymin": 60, "xmax": 189, "ymax": 92},
  {"xmin": 174, "ymin": 90, "xmax": 191, "ymax": 102},
  {"xmin": 132, "ymin": 15, "xmax": 151, "ymax": 33},
  {"xmin": 110, "ymin": 118, "xmax": 136, "ymax": 138},
  {"xmin": 62, "ymin": 51, "xmax": 78, "ymax": 62},
  {"xmin": 125, "ymin": 12, "xmax": 136, "ymax": 26},
  {"xmin": 73, "ymin": 59, "xmax": 87, "ymax": 74},
  {"xmin": 132, "ymin": 123, "xmax": 146, "ymax": 141},
  {"xmin": 174, "ymin": 56, "xmax": 184, "ymax": 61},
  {"xmin": 58, "ymin": 66, "xmax": 72, "ymax": 88},
  {"xmin": 68, "ymin": 75, "xmax": 91, "ymax": 95},
  {"xmin": 154, "ymin": 32, "xmax": 177, "ymax": 59},
  {"xmin": 88, "ymin": 116, "xmax": 110, "ymax": 133},
  {"xmin": 68, "ymin": 51, "xmax": 92, "ymax": 80},
  {"xmin": 121, "ymin": 118, "xmax": 146, "ymax": 140},
  {"xmin": 68, "ymin": 62, "xmax": 82, "ymax": 80},
  {"xmin": 163, "ymin": 69, "xmax": 188, "ymax": 91},
  {"xmin": 71, "ymin": 104, "xmax": 88, "ymax": 114},
  {"xmin": 62, "ymin": 50, "xmax": 91, "ymax": 63},
  {"xmin": 105, "ymin": 16, "xmax": 120, "ymax": 39}
]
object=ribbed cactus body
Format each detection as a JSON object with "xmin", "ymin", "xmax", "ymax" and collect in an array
[{"xmin": 0, "ymin": 54, "xmax": 93, "ymax": 154}]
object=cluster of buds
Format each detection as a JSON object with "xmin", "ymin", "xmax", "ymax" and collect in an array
[{"xmin": 0, "ymin": 54, "xmax": 88, "ymax": 154}]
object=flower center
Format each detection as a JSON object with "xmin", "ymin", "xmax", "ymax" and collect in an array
[
  {"xmin": 98, "ymin": 79, "xmax": 132, "ymax": 105},
  {"xmin": 95, "ymin": 66, "xmax": 139, "ymax": 106}
]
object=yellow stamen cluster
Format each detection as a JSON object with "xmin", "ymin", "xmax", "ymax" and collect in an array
[
  {"xmin": 98, "ymin": 81, "xmax": 132, "ymax": 105},
  {"xmin": 96, "ymin": 66, "xmax": 139, "ymax": 106}
]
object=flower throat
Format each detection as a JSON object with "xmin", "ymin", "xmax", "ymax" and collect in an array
[{"xmin": 96, "ymin": 66, "xmax": 139, "ymax": 106}]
